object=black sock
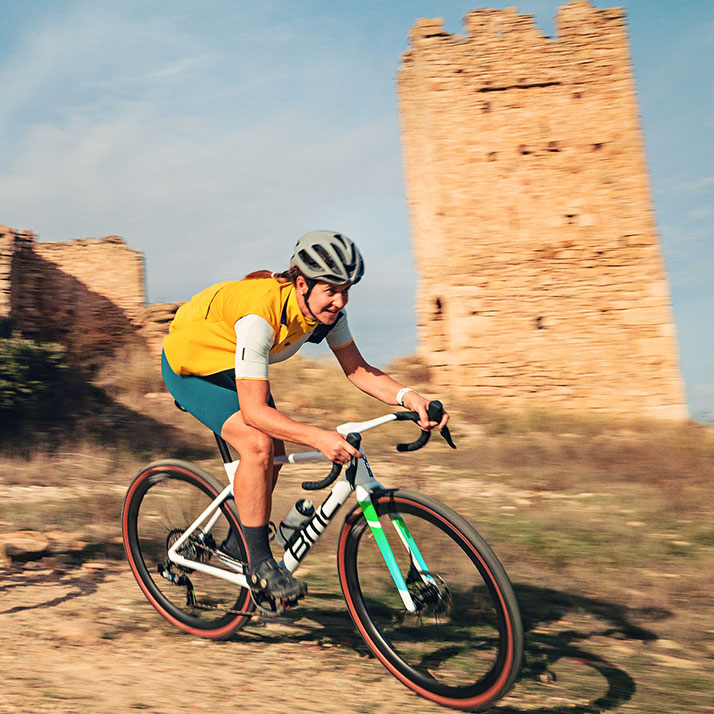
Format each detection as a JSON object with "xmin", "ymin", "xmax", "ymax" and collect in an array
[{"xmin": 241, "ymin": 524, "xmax": 273, "ymax": 571}]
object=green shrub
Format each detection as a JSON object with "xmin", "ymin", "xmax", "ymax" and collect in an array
[{"xmin": 0, "ymin": 334, "xmax": 70, "ymax": 429}]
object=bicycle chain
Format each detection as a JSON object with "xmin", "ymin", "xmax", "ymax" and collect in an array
[
  {"xmin": 176, "ymin": 538, "xmax": 286, "ymax": 618},
  {"xmin": 190, "ymin": 600, "xmax": 260, "ymax": 617}
]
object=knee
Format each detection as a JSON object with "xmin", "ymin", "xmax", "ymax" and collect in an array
[{"xmin": 239, "ymin": 431, "xmax": 274, "ymax": 471}]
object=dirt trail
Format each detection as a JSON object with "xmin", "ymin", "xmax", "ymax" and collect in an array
[
  {"xmin": 2, "ymin": 557, "xmax": 453, "ymax": 714},
  {"xmin": 0, "ymin": 462, "xmax": 471, "ymax": 714},
  {"xmin": 0, "ymin": 459, "xmax": 658, "ymax": 714}
]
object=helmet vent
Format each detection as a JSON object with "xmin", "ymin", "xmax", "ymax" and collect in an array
[{"xmin": 289, "ymin": 230, "xmax": 365, "ymax": 285}]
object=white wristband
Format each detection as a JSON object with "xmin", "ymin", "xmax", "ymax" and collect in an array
[{"xmin": 396, "ymin": 387, "xmax": 416, "ymax": 407}]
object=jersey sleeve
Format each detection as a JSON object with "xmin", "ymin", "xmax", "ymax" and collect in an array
[
  {"xmin": 234, "ymin": 315, "xmax": 275, "ymax": 380},
  {"xmin": 326, "ymin": 311, "xmax": 354, "ymax": 351}
]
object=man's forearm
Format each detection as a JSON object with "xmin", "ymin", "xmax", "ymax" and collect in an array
[
  {"xmin": 241, "ymin": 402, "xmax": 322, "ymax": 447},
  {"xmin": 347, "ymin": 364, "xmax": 409, "ymax": 405}
]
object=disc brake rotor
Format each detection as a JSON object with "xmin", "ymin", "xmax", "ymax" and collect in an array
[{"xmin": 408, "ymin": 571, "xmax": 453, "ymax": 618}]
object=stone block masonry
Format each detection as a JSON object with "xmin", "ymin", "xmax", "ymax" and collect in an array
[
  {"xmin": 397, "ymin": 1, "xmax": 688, "ymax": 419},
  {"xmin": 0, "ymin": 225, "xmax": 178, "ymax": 362}
]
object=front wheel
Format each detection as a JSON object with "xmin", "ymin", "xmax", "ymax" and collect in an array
[
  {"xmin": 337, "ymin": 489, "xmax": 523, "ymax": 711},
  {"xmin": 122, "ymin": 459, "xmax": 254, "ymax": 639}
]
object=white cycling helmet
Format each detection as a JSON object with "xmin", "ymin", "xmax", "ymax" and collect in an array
[{"xmin": 289, "ymin": 230, "xmax": 365, "ymax": 285}]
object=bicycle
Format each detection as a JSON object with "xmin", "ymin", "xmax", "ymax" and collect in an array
[{"xmin": 122, "ymin": 401, "xmax": 523, "ymax": 711}]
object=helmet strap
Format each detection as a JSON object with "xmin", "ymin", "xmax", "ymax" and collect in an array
[{"xmin": 302, "ymin": 278, "xmax": 320, "ymax": 322}]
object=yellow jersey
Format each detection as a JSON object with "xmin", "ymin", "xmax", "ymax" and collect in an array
[{"xmin": 163, "ymin": 277, "xmax": 352, "ymax": 379}]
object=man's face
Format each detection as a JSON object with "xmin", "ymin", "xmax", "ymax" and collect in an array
[{"xmin": 297, "ymin": 277, "xmax": 350, "ymax": 323}]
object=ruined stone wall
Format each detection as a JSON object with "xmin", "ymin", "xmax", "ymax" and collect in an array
[
  {"xmin": 0, "ymin": 227, "xmax": 28, "ymax": 324},
  {"xmin": 33, "ymin": 236, "xmax": 146, "ymax": 326},
  {"xmin": 139, "ymin": 302, "xmax": 183, "ymax": 360},
  {"xmin": 1, "ymin": 226, "xmax": 36, "ymax": 332},
  {"xmin": 0, "ymin": 225, "xmax": 153, "ymax": 361},
  {"xmin": 397, "ymin": 1, "xmax": 687, "ymax": 419}
]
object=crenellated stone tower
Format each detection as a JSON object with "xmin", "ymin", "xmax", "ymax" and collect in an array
[{"xmin": 397, "ymin": 1, "xmax": 687, "ymax": 419}]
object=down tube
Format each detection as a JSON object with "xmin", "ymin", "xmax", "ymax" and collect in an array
[{"xmin": 281, "ymin": 478, "xmax": 353, "ymax": 573}]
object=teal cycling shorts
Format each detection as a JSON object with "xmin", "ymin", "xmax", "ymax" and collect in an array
[{"xmin": 161, "ymin": 351, "xmax": 275, "ymax": 436}]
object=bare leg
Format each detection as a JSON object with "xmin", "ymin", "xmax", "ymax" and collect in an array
[
  {"xmin": 220, "ymin": 411, "xmax": 306, "ymax": 599},
  {"xmin": 221, "ymin": 410, "xmax": 277, "ymax": 526},
  {"xmin": 272, "ymin": 438, "xmax": 285, "ymax": 493}
]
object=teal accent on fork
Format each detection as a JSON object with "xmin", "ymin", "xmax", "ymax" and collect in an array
[
  {"xmin": 357, "ymin": 496, "xmax": 412, "ymax": 602},
  {"xmin": 389, "ymin": 513, "xmax": 437, "ymax": 585}
]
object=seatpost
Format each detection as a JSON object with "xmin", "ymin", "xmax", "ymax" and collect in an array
[{"xmin": 214, "ymin": 433, "xmax": 233, "ymax": 464}]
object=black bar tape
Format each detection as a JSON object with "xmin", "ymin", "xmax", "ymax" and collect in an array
[{"xmin": 301, "ymin": 433, "xmax": 362, "ymax": 490}]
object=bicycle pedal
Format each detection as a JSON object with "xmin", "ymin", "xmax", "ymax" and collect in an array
[
  {"xmin": 250, "ymin": 587, "xmax": 282, "ymax": 615},
  {"xmin": 281, "ymin": 596, "xmax": 301, "ymax": 610},
  {"xmin": 252, "ymin": 596, "xmax": 285, "ymax": 617}
]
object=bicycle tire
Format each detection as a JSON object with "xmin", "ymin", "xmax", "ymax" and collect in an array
[
  {"xmin": 337, "ymin": 489, "xmax": 523, "ymax": 711},
  {"xmin": 122, "ymin": 459, "xmax": 254, "ymax": 639}
]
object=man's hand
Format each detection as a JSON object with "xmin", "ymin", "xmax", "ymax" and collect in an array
[
  {"xmin": 402, "ymin": 391, "xmax": 450, "ymax": 431},
  {"xmin": 313, "ymin": 429, "xmax": 363, "ymax": 464}
]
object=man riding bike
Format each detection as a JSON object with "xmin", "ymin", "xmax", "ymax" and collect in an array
[{"xmin": 161, "ymin": 230, "xmax": 448, "ymax": 603}]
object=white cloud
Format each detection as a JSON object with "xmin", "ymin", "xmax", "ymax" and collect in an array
[
  {"xmin": 663, "ymin": 176, "xmax": 714, "ymax": 198},
  {"xmin": 0, "ymin": 99, "xmax": 406, "ymax": 284}
]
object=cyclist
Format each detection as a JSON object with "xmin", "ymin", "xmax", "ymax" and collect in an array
[{"xmin": 161, "ymin": 230, "xmax": 448, "ymax": 604}]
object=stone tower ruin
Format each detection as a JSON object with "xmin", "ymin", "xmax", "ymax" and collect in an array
[{"xmin": 397, "ymin": 1, "xmax": 687, "ymax": 419}]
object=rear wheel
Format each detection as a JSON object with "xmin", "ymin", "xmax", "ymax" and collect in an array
[
  {"xmin": 122, "ymin": 459, "xmax": 254, "ymax": 639},
  {"xmin": 337, "ymin": 489, "xmax": 523, "ymax": 711}
]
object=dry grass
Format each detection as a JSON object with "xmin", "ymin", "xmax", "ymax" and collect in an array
[{"xmin": 93, "ymin": 339, "xmax": 165, "ymax": 400}]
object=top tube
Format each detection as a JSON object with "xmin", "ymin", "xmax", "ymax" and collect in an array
[
  {"xmin": 335, "ymin": 412, "xmax": 397, "ymax": 436},
  {"xmin": 272, "ymin": 412, "xmax": 398, "ymax": 465}
]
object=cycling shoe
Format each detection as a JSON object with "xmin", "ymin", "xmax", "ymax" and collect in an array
[{"xmin": 248, "ymin": 558, "xmax": 307, "ymax": 602}]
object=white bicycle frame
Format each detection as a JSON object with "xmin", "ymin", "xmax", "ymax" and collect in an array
[{"xmin": 166, "ymin": 412, "xmax": 434, "ymax": 612}]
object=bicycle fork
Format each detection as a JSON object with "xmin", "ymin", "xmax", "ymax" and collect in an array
[{"xmin": 355, "ymin": 484, "xmax": 440, "ymax": 614}]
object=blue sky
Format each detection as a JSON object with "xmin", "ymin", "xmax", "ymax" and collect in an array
[{"xmin": 0, "ymin": 1, "xmax": 712, "ymax": 419}]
